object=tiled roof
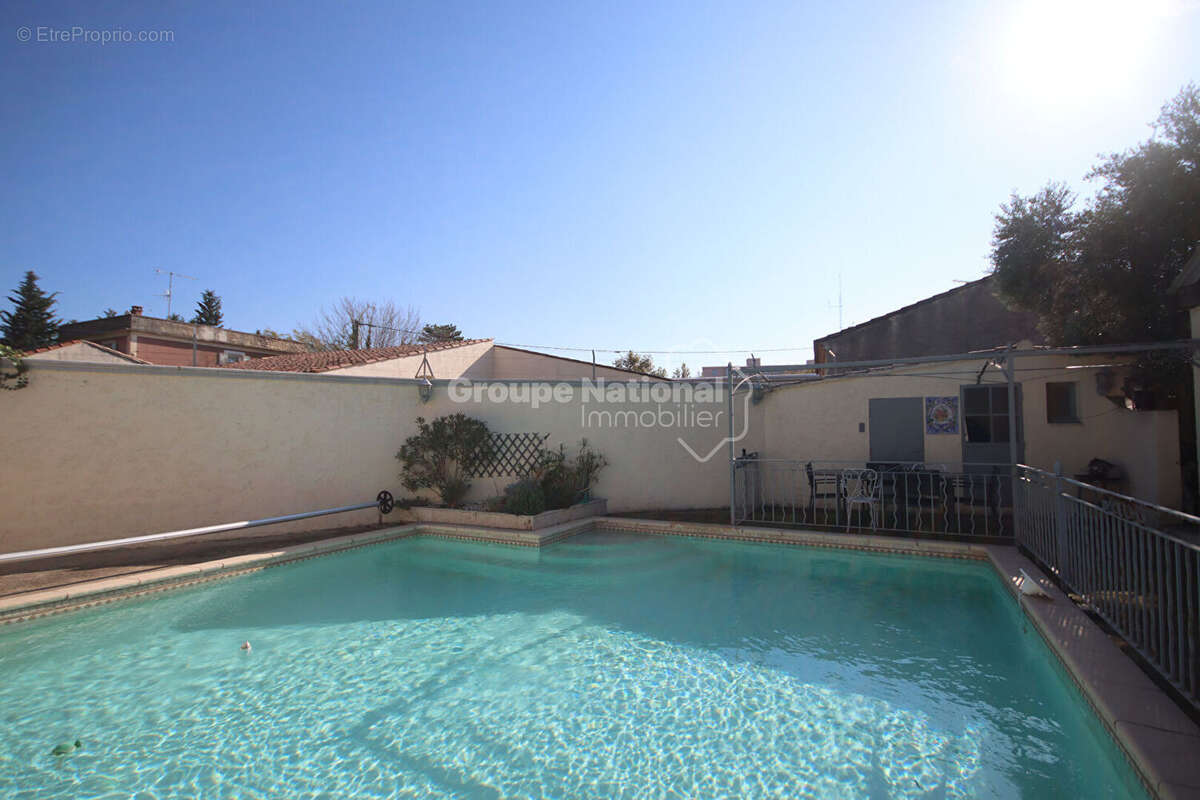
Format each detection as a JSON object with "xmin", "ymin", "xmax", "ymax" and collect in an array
[
  {"xmin": 22, "ymin": 339, "xmax": 152, "ymax": 364},
  {"xmin": 219, "ymin": 339, "xmax": 492, "ymax": 373}
]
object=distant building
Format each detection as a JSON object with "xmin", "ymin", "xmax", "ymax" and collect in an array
[
  {"xmin": 812, "ymin": 276, "xmax": 1042, "ymax": 365},
  {"xmin": 57, "ymin": 306, "xmax": 310, "ymax": 367}
]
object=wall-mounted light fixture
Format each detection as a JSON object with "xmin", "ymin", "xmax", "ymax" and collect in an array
[{"xmin": 415, "ymin": 352, "xmax": 434, "ymax": 403}]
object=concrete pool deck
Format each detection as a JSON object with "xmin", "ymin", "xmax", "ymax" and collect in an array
[{"xmin": 0, "ymin": 517, "xmax": 1196, "ymax": 799}]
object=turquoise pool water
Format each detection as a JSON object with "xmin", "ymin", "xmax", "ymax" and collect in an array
[{"xmin": 0, "ymin": 530, "xmax": 1146, "ymax": 798}]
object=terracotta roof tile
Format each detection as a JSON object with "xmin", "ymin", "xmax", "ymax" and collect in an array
[{"xmin": 218, "ymin": 338, "xmax": 491, "ymax": 373}]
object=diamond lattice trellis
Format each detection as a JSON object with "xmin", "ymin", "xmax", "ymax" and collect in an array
[{"xmin": 469, "ymin": 432, "xmax": 550, "ymax": 477}]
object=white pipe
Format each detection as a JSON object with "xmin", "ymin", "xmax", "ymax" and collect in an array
[{"xmin": 0, "ymin": 501, "xmax": 378, "ymax": 564}]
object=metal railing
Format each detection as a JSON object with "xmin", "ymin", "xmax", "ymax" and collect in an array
[
  {"xmin": 1014, "ymin": 465, "xmax": 1200, "ymax": 709},
  {"xmin": 732, "ymin": 458, "xmax": 1015, "ymax": 538}
]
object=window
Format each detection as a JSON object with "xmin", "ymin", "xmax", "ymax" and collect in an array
[
  {"xmin": 220, "ymin": 350, "xmax": 247, "ymax": 364},
  {"xmin": 1046, "ymin": 382, "xmax": 1079, "ymax": 423},
  {"xmin": 962, "ymin": 385, "xmax": 1014, "ymax": 443}
]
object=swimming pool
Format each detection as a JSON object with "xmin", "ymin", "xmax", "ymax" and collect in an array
[{"xmin": 0, "ymin": 529, "xmax": 1147, "ymax": 798}]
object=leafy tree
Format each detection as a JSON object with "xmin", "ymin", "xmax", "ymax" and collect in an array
[
  {"xmin": 0, "ymin": 271, "xmax": 59, "ymax": 350},
  {"xmin": 991, "ymin": 84, "xmax": 1200, "ymax": 356},
  {"xmin": 101, "ymin": 307, "xmax": 119, "ymax": 318},
  {"xmin": 255, "ymin": 328, "xmax": 293, "ymax": 340},
  {"xmin": 191, "ymin": 289, "xmax": 224, "ymax": 326},
  {"xmin": 288, "ymin": 329, "xmax": 325, "ymax": 351},
  {"xmin": 296, "ymin": 297, "xmax": 420, "ymax": 350},
  {"xmin": 397, "ymin": 414, "xmax": 493, "ymax": 508},
  {"xmin": 612, "ymin": 350, "xmax": 667, "ymax": 377},
  {"xmin": 167, "ymin": 313, "xmax": 185, "ymax": 322},
  {"xmin": 672, "ymin": 363, "xmax": 692, "ymax": 379},
  {"xmin": 420, "ymin": 323, "xmax": 464, "ymax": 343}
]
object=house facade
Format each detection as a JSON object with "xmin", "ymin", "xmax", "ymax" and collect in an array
[
  {"xmin": 747, "ymin": 350, "xmax": 1180, "ymax": 508},
  {"xmin": 57, "ymin": 306, "xmax": 310, "ymax": 367},
  {"xmin": 735, "ymin": 275, "xmax": 1186, "ymax": 509}
]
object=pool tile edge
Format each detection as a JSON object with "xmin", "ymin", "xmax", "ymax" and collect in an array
[
  {"xmin": 0, "ymin": 525, "xmax": 423, "ymax": 625},
  {"xmin": 986, "ymin": 546, "xmax": 1200, "ymax": 800},
  {"xmin": 0, "ymin": 519, "xmax": 596, "ymax": 624},
  {"xmin": 594, "ymin": 517, "xmax": 988, "ymax": 560}
]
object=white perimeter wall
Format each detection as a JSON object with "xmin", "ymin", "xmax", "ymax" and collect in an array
[
  {"xmin": 0, "ymin": 363, "xmax": 732, "ymax": 552},
  {"xmin": 0, "ymin": 353, "xmax": 1181, "ymax": 554}
]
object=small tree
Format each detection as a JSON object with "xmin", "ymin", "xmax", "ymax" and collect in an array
[
  {"xmin": 296, "ymin": 297, "xmax": 421, "ymax": 350},
  {"xmin": 397, "ymin": 414, "xmax": 493, "ymax": 507},
  {"xmin": 612, "ymin": 350, "xmax": 667, "ymax": 377},
  {"xmin": 102, "ymin": 307, "xmax": 119, "ymax": 318},
  {"xmin": 672, "ymin": 363, "xmax": 691, "ymax": 379},
  {"xmin": 167, "ymin": 313, "xmax": 185, "ymax": 322},
  {"xmin": 191, "ymin": 290, "xmax": 224, "ymax": 326},
  {"xmin": 420, "ymin": 323, "xmax": 464, "ymax": 343},
  {"xmin": 0, "ymin": 271, "xmax": 59, "ymax": 351}
]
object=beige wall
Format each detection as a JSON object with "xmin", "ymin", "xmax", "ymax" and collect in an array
[
  {"xmin": 0, "ymin": 363, "xmax": 730, "ymax": 553},
  {"xmin": 24, "ymin": 343, "xmax": 141, "ymax": 365},
  {"xmin": 1017, "ymin": 355, "xmax": 1178, "ymax": 506},
  {"xmin": 757, "ymin": 354, "xmax": 1181, "ymax": 508},
  {"xmin": 490, "ymin": 346, "xmax": 656, "ymax": 381},
  {"xmin": 321, "ymin": 343, "xmax": 654, "ymax": 381},
  {"xmin": 1, "ymin": 351, "xmax": 1182, "ymax": 555},
  {"xmin": 330, "ymin": 340, "xmax": 495, "ymax": 380}
]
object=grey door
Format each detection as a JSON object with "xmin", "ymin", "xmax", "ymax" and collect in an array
[
  {"xmin": 868, "ymin": 397, "xmax": 925, "ymax": 463},
  {"xmin": 961, "ymin": 384, "xmax": 1023, "ymax": 467}
]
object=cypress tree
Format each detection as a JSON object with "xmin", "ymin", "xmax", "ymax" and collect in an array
[
  {"xmin": 0, "ymin": 271, "xmax": 60, "ymax": 350},
  {"xmin": 191, "ymin": 289, "xmax": 224, "ymax": 326}
]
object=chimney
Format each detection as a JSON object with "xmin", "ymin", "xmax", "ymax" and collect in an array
[{"xmin": 130, "ymin": 305, "xmax": 143, "ymax": 316}]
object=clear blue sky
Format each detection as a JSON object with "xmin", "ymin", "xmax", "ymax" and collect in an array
[{"xmin": 3, "ymin": 0, "xmax": 1198, "ymax": 372}]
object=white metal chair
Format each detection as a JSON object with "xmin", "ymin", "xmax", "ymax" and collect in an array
[{"xmin": 842, "ymin": 468, "xmax": 881, "ymax": 531}]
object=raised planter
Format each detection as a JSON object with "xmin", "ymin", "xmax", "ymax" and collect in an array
[{"xmin": 400, "ymin": 498, "xmax": 607, "ymax": 531}]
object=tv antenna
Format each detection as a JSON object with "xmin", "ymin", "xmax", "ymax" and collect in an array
[
  {"xmin": 827, "ymin": 272, "xmax": 844, "ymax": 331},
  {"xmin": 154, "ymin": 269, "xmax": 197, "ymax": 319}
]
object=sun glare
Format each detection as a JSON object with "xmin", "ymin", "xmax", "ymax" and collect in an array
[{"xmin": 1001, "ymin": 0, "xmax": 1171, "ymax": 101}]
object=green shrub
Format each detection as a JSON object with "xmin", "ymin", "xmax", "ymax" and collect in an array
[
  {"xmin": 0, "ymin": 344, "xmax": 29, "ymax": 391},
  {"xmin": 530, "ymin": 439, "xmax": 608, "ymax": 511},
  {"xmin": 396, "ymin": 414, "xmax": 492, "ymax": 508},
  {"xmin": 573, "ymin": 440, "xmax": 607, "ymax": 499},
  {"xmin": 535, "ymin": 447, "xmax": 576, "ymax": 510},
  {"xmin": 503, "ymin": 478, "xmax": 546, "ymax": 516}
]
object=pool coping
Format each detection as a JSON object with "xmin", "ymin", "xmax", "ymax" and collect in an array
[
  {"xmin": 985, "ymin": 546, "xmax": 1200, "ymax": 800},
  {"xmin": 1, "ymin": 515, "xmax": 1196, "ymax": 799}
]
